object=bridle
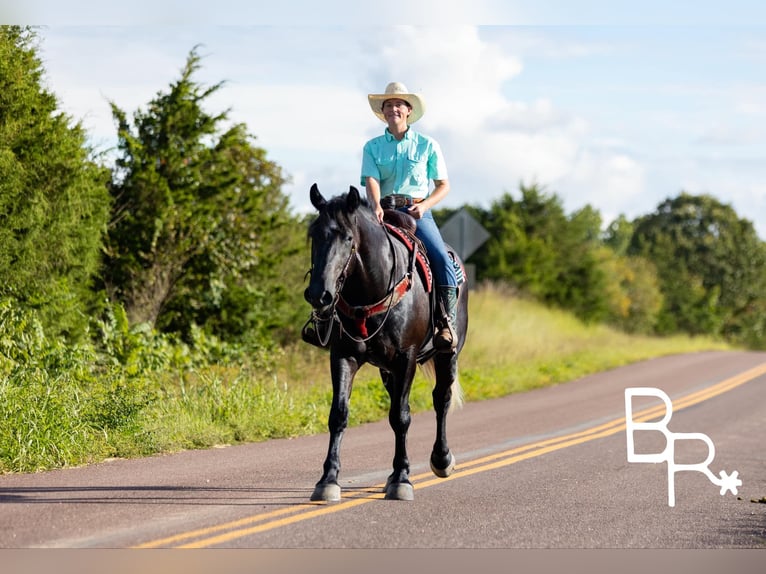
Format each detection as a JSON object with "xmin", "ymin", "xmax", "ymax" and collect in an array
[{"xmin": 306, "ymin": 221, "xmax": 413, "ymax": 345}]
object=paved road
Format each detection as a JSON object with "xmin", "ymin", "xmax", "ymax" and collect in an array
[{"xmin": 1, "ymin": 350, "xmax": 765, "ymax": 550}]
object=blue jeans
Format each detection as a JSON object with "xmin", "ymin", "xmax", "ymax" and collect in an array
[{"xmin": 400, "ymin": 208, "xmax": 458, "ymax": 287}]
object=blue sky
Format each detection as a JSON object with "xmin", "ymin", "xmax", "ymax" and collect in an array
[{"xmin": 5, "ymin": 2, "xmax": 766, "ymax": 237}]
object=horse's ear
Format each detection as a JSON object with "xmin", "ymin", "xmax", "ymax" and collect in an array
[
  {"xmin": 347, "ymin": 186, "xmax": 361, "ymax": 212},
  {"xmin": 310, "ymin": 183, "xmax": 326, "ymax": 210}
]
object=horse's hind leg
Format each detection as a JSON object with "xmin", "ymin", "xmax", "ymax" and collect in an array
[
  {"xmin": 430, "ymin": 353, "xmax": 459, "ymax": 478},
  {"xmin": 311, "ymin": 353, "xmax": 359, "ymax": 502}
]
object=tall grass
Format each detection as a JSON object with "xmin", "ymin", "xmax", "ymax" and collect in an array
[
  {"xmin": 1, "ymin": 285, "xmax": 730, "ymax": 473},
  {"xmin": 270, "ymin": 283, "xmax": 731, "ymax": 416},
  {"xmin": 456, "ymin": 284, "xmax": 730, "ymax": 399}
]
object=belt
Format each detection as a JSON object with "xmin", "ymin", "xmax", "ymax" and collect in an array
[{"xmin": 380, "ymin": 194, "xmax": 424, "ymax": 209}]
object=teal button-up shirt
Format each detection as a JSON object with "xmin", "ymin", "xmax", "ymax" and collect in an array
[{"xmin": 360, "ymin": 128, "xmax": 448, "ymax": 199}]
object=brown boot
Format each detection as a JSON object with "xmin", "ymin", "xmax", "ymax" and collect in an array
[{"xmin": 434, "ymin": 286, "xmax": 458, "ymax": 351}]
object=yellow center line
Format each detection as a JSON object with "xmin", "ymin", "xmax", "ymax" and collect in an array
[{"xmin": 134, "ymin": 361, "xmax": 766, "ymax": 548}]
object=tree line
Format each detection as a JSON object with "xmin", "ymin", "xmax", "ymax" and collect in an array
[
  {"xmin": 3, "ymin": 25, "xmax": 766, "ymax": 363},
  {"xmin": 439, "ymin": 187, "xmax": 766, "ymax": 349}
]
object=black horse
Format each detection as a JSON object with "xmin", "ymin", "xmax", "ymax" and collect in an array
[{"xmin": 303, "ymin": 183, "xmax": 468, "ymax": 501}]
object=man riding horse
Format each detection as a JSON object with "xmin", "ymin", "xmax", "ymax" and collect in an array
[{"xmin": 304, "ymin": 81, "xmax": 459, "ymax": 352}]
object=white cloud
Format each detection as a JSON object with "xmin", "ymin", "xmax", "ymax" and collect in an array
[
  {"xmin": 359, "ymin": 27, "xmax": 586, "ymax": 201},
  {"xmin": 696, "ymin": 124, "xmax": 766, "ymax": 146},
  {"xmin": 354, "ymin": 25, "xmax": 649, "ymax": 224},
  {"xmin": 211, "ymin": 85, "xmax": 368, "ymax": 154},
  {"xmin": 489, "ymin": 98, "xmax": 582, "ymax": 133},
  {"xmin": 35, "ymin": 25, "xmax": 766, "ymax": 239},
  {"xmin": 566, "ymin": 152, "xmax": 646, "ymax": 221},
  {"xmin": 736, "ymin": 86, "xmax": 766, "ymax": 117},
  {"xmin": 367, "ymin": 26, "xmax": 523, "ymax": 131}
]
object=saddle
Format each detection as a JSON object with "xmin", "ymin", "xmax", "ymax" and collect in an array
[
  {"xmin": 382, "ymin": 210, "xmax": 465, "ymax": 288},
  {"xmin": 381, "ymin": 210, "xmax": 433, "ymax": 293}
]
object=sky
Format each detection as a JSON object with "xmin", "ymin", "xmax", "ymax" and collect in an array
[{"xmin": 5, "ymin": 1, "xmax": 766, "ymax": 238}]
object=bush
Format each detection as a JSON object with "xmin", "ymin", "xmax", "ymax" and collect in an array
[{"xmin": 1, "ymin": 300, "xmax": 160, "ymax": 471}]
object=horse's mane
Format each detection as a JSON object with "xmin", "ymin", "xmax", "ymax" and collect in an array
[{"xmin": 307, "ymin": 191, "xmax": 377, "ymax": 239}]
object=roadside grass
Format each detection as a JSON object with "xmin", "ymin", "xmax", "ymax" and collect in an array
[
  {"xmin": 266, "ymin": 284, "xmax": 731, "ymax": 426},
  {"xmin": 1, "ymin": 284, "xmax": 731, "ymax": 473},
  {"xmin": 455, "ymin": 286, "xmax": 730, "ymax": 400}
]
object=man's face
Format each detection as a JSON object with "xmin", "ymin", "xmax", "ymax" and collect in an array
[{"xmin": 382, "ymin": 99, "xmax": 412, "ymax": 123}]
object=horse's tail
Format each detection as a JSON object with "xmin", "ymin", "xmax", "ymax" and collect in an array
[
  {"xmin": 419, "ymin": 359, "xmax": 464, "ymax": 412},
  {"xmin": 450, "ymin": 373, "xmax": 465, "ymax": 411}
]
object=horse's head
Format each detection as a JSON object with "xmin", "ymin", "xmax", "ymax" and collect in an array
[{"xmin": 304, "ymin": 184, "xmax": 364, "ymax": 311}]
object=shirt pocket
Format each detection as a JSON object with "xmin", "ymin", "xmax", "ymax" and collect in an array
[
  {"xmin": 404, "ymin": 146, "xmax": 428, "ymax": 187},
  {"xmin": 375, "ymin": 149, "xmax": 397, "ymax": 181}
]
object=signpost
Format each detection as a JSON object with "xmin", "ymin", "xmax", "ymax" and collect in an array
[{"xmin": 439, "ymin": 208, "xmax": 490, "ymax": 289}]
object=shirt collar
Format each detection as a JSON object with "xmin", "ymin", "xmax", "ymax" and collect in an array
[{"xmin": 384, "ymin": 127, "xmax": 413, "ymax": 142}]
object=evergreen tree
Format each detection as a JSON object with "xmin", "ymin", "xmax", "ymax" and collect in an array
[
  {"xmin": 0, "ymin": 26, "xmax": 111, "ymax": 339},
  {"xmin": 102, "ymin": 47, "xmax": 304, "ymax": 345}
]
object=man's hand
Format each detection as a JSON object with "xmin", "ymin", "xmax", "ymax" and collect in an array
[
  {"xmin": 407, "ymin": 203, "xmax": 426, "ymax": 220},
  {"xmin": 374, "ymin": 203, "xmax": 385, "ymax": 223},
  {"xmin": 365, "ymin": 176, "xmax": 385, "ymax": 223}
]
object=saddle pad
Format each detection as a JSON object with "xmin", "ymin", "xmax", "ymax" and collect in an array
[{"xmin": 384, "ymin": 224, "xmax": 433, "ymax": 293}]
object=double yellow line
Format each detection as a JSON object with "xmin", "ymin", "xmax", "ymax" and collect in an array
[{"xmin": 134, "ymin": 362, "xmax": 766, "ymax": 549}]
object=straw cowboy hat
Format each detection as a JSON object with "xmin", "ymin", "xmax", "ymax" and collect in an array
[{"xmin": 368, "ymin": 82, "xmax": 425, "ymax": 124}]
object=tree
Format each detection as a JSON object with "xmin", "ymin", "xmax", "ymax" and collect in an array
[
  {"xmin": 473, "ymin": 184, "xmax": 565, "ymax": 297},
  {"xmin": 0, "ymin": 26, "xmax": 111, "ymax": 339},
  {"xmin": 602, "ymin": 214, "xmax": 634, "ymax": 256},
  {"xmin": 601, "ymin": 214, "xmax": 665, "ymax": 333},
  {"xmin": 597, "ymin": 248, "xmax": 663, "ymax": 334},
  {"xmin": 629, "ymin": 193, "xmax": 766, "ymax": 346},
  {"xmin": 102, "ymin": 47, "xmax": 304, "ymax": 345},
  {"xmin": 472, "ymin": 183, "xmax": 611, "ymax": 322}
]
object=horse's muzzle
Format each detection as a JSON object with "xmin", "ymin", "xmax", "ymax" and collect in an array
[{"xmin": 304, "ymin": 285, "xmax": 334, "ymax": 311}]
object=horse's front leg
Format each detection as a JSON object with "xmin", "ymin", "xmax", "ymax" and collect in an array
[
  {"xmin": 311, "ymin": 352, "xmax": 359, "ymax": 502},
  {"xmin": 383, "ymin": 354, "xmax": 418, "ymax": 501},
  {"xmin": 430, "ymin": 352, "xmax": 458, "ymax": 478}
]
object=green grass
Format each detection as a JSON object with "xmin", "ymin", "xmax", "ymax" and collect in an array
[
  {"xmin": 455, "ymin": 285, "xmax": 730, "ymax": 400},
  {"xmin": 1, "ymin": 284, "xmax": 731, "ymax": 473},
  {"xmin": 285, "ymin": 284, "xmax": 726, "ymax": 393}
]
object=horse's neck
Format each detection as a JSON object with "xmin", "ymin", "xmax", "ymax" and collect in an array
[
  {"xmin": 357, "ymin": 213, "xmax": 387, "ymax": 245},
  {"xmin": 349, "ymin": 214, "xmax": 398, "ymax": 296}
]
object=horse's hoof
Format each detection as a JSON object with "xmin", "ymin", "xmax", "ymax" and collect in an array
[
  {"xmin": 310, "ymin": 483, "xmax": 341, "ymax": 502},
  {"xmin": 384, "ymin": 481, "xmax": 414, "ymax": 501},
  {"xmin": 430, "ymin": 451, "xmax": 456, "ymax": 478}
]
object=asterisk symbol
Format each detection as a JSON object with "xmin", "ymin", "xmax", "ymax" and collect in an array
[{"xmin": 718, "ymin": 470, "xmax": 742, "ymax": 496}]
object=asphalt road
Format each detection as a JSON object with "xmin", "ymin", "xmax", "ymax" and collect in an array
[{"xmin": 1, "ymin": 350, "xmax": 765, "ymax": 550}]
